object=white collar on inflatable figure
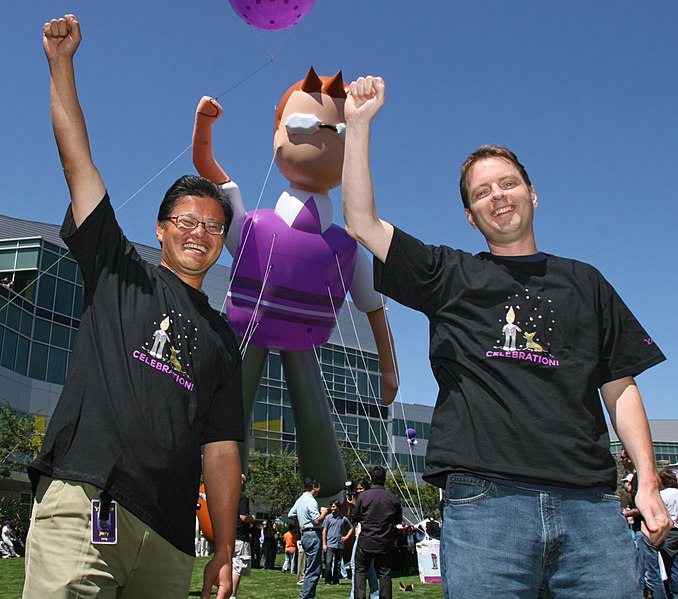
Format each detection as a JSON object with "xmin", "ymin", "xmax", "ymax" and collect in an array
[{"xmin": 275, "ymin": 187, "xmax": 333, "ymax": 232}]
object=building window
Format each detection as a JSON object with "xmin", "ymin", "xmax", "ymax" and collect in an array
[
  {"xmin": 46, "ymin": 347, "xmax": 68, "ymax": 385},
  {"xmin": 37, "ymin": 274, "xmax": 56, "ymax": 311},
  {"xmin": 28, "ymin": 342, "xmax": 49, "ymax": 380},
  {"xmin": 1, "ymin": 329, "xmax": 18, "ymax": 370},
  {"xmin": 15, "ymin": 249, "xmax": 39, "ymax": 270},
  {"xmin": 15, "ymin": 336, "xmax": 29, "ymax": 376},
  {"xmin": 54, "ymin": 280, "xmax": 75, "ymax": 316},
  {"xmin": 5, "ymin": 302, "xmax": 20, "ymax": 331},
  {"xmin": 51, "ymin": 323, "xmax": 71, "ymax": 349},
  {"xmin": 33, "ymin": 318, "xmax": 51, "ymax": 344},
  {"xmin": 58, "ymin": 256, "xmax": 78, "ymax": 281}
]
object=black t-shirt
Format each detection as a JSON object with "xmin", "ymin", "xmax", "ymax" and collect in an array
[
  {"xmin": 375, "ymin": 228, "xmax": 665, "ymax": 490},
  {"xmin": 29, "ymin": 196, "xmax": 244, "ymax": 555},
  {"xmin": 236, "ymin": 493, "xmax": 251, "ymax": 542}
]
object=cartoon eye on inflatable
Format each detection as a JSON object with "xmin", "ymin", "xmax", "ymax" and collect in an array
[
  {"xmin": 406, "ymin": 427, "xmax": 418, "ymax": 447},
  {"xmin": 228, "ymin": 0, "xmax": 317, "ymax": 31}
]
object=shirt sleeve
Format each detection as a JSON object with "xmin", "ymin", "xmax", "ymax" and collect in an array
[
  {"xmin": 201, "ymin": 360, "xmax": 245, "ymax": 444},
  {"xmin": 596, "ymin": 272, "xmax": 666, "ymax": 384},
  {"xmin": 308, "ymin": 502, "xmax": 321, "ymax": 523},
  {"xmin": 373, "ymin": 227, "xmax": 454, "ymax": 317},
  {"xmin": 61, "ymin": 194, "xmax": 132, "ymax": 306}
]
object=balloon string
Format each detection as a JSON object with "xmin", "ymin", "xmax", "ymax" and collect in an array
[
  {"xmin": 310, "ymin": 339, "xmax": 419, "ymax": 527},
  {"xmin": 332, "ymin": 254, "xmax": 424, "ymax": 521},
  {"xmin": 238, "ymin": 234, "xmax": 276, "ymax": 355},
  {"xmin": 113, "ymin": 145, "xmax": 192, "ymax": 214},
  {"xmin": 214, "ymin": 58, "xmax": 275, "ymax": 101},
  {"xmin": 220, "ymin": 149, "xmax": 278, "ymax": 317},
  {"xmin": 375, "ymin": 293, "xmax": 425, "ymax": 513},
  {"xmin": 310, "ymin": 343, "xmax": 371, "ymax": 479},
  {"xmin": 325, "ymin": 274, "xmax": 423, "ymax": 522},
  {"xmin": 252, "ymin": 28, "xmax": 293, "ymax": 62}
]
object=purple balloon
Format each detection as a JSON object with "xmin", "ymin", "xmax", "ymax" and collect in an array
[
  {"xmin": 406, "ymin": 427, "xmax": 417, "ymax": 446},
  {"xmin": 228, "ymin": 0, "xmax": 317, "ymax": 31}
]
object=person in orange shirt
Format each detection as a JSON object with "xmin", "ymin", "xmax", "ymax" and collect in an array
[{"xmin": 282, "ymin": 525, "xmax": 298, "ymax": 574}]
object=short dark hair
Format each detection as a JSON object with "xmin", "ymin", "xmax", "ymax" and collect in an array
[
  {"xmin": 459, "ymin": 145, "xmax": 532, "ymax": 210},
  {"xmin": 157, "ymin": 175, "xmax": 233, "ymax": 229},
  {"xmin": 354, "ymin": 478, "xmax": 371, "ymax": 490},
  {"xmin": 370, "ymin": 466, "xmax": 386, "ymax": 486},
  {"xmin": 304, "ymin": 477, "xmax": 320, "ymax": 491},
  {"xmin": 660, "ymin": 469, "xmax": 678, "ymax": 489}
]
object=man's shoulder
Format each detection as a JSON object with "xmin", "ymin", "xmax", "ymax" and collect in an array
[
  {"xmin": 542, "ymin": 253, "xmax": 603, "ymax": 276},
  {"xmin": 392, "ymin": 227, "xmax": 475, "ymax": 261}
]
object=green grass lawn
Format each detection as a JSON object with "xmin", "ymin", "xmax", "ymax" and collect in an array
[{"xmin": 0, "ymin": 556, "xmax": 443, "ymax": 598}]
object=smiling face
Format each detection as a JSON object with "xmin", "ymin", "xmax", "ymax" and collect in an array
[
  {"xmin": 273, "ymin": 90, "xmax": 346, "ymax": 194},
  {"xmin": 156, "ymin": 195, "xmax": 225, "ymax": 289},
  {"xmin": 464, "ymin": 157, "xmax": 538, "ymax": 255}
]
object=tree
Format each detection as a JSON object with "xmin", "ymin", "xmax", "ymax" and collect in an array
[
  {"xmin": 247, "ymin": 446, "xmax": 301, "ymax": 519},
  {"xmin": 338, "ymin": 440, "xmax": 371, "ymax": 486},
  {"xmin": 0, "ymin": 403, "xmax": 41, "ymax": 480},
  {"xmin": 386, "ymin": 465, "xmax": 441, "ymax": 522}
]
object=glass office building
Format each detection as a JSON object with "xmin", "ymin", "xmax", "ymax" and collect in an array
[{"xmin": 0, "ymin": 235, "xmax": 82, "ymax": 387}]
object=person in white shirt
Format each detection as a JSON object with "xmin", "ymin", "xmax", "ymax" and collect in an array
[{"xmin": 659, "ymin": 469, "xmax": 678, "ymax": 596}]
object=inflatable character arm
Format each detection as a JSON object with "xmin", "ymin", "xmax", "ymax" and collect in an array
[
  {"xmin": 367, "ymin": 308, "xmax": 399, "ymax": 405},
  {"xmin": 193, "ymin": 96, "xmax": 246, "ymax": 255},
  {"xmin": 193, "ymin": 96, "xmax": 230, "ymax": 184},
  {"xmin": 350, "ymin": 251, "xmax": 399, "ymax": 405}
]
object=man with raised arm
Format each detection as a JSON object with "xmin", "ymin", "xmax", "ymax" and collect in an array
[
  {"xmin": 342, "ymin": 76, "xmax": 670, "ymax": 598},
  {"xmin": 25, "ymin": 15, "xmax": 244, "ymax": 599}
]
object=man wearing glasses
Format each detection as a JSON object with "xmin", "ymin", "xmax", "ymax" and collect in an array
[{"xmin": 24, "ymin": 15, "xmax": 244, "ymax": 599}]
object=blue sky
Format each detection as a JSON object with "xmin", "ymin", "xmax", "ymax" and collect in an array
[{"xmin": 3, "ymin": 1, "xmax": 676, "ymax": 419}]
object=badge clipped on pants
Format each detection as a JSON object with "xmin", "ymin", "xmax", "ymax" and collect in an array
[{"xmin": 91, "ymin": 498, "xmax": 118, "ymax": 544}]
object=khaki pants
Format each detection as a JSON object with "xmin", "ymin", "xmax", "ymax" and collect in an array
[{"xmin": 23, "ymin": 477, "xmax": 194, "ymax": 599}]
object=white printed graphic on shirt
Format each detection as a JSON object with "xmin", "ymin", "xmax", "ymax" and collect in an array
[
  {"xmin": 486, "ymin": 289, "xmax": 560, "ymax": 367},
  {"xmin": 131, "ymin": 310, "xmax": 199, "ymax": 391}
]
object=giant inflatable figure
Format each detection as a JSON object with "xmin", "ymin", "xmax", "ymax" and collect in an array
[{"xmin": 193, "ymin": 68, "xmax": 398, "ymax": 494}]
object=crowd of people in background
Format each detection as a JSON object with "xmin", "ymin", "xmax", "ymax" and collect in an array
[
  {"xmin": 1, "ymin": 520, "xmax": 22, "ymax": 559},
  {"xmin": 621, "ymin": 449, "xmax": 678, "ymax": 598},
  {"xmin": 188, "ymin": 457, "xmax": 678, "ymax": 599},
  {"xmin": 198, "ymin": 466, "xmax": 439, "ymax": 599}
]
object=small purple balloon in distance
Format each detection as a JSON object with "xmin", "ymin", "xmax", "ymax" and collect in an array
[
  {"xmin": 406, "ymin": 427, "xmax": 417, "ymax": 447},
  {"xmin": 228, "ymin": 0, "xmax": 317, "ymax": 31}
]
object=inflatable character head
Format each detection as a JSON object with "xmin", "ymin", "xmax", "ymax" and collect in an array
[{"xmin": 273, "ymin": 67, "xmax": 348, "ymax": 194}]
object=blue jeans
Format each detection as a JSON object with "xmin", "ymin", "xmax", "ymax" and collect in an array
[
  {"xmin": 300, "ymin": 530, "xmax": 322, "ymax": 599},
  {"xmin": 661, "ymin": 528, "xmax": 678, "ymax": 598},
  {"xmin": 638, "ymin": 533, "xmax": 668, "ymax": 599},
  {"xmin": 441, "ymin": 473, "xmax": 643, "ymax": 599},
  {"xmin": 325, "ymin": 546, "xmax": 342, "ymax": 584}
]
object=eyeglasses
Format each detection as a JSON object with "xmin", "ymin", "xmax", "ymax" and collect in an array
[
  {"xmin": 165, "ymin": 214, "xmax": 225, "ymax": 235},
  {"xmin": 285, "ymin": 113, "xmax": 346, "ymax": 141}
]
